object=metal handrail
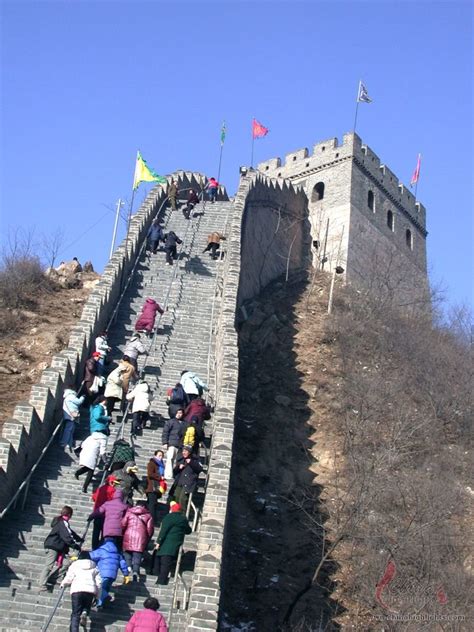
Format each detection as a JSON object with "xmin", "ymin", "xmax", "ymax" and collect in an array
[{"xmin": 0, "ymin": 423, "xmax": 62, "ymax": 519}]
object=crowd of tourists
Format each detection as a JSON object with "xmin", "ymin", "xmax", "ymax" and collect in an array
[{"xmin": 39, "ymin": 186, "xmax": 221, "ymax": 630}]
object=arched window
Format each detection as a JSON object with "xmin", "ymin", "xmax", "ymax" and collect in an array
[
  {"xmin": 311, "ymin": 182, "xmax": 325, "ymax": 202},
  {"xmin": 368, "ymin": 190, "xmax": 374, "ymax": 211},
  {"xmin": 406, "ymin": 228, "xmax": 413, "ymax": 250},
  {"xmin": 387, "ymin": 210, "xmax": 394, "ymax": 231}
]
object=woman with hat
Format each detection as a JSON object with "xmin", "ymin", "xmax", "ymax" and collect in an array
[{"xmin": 153, "ymin": 502, "xmax": 191, "ymax": 585}]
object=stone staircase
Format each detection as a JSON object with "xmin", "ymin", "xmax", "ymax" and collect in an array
[{"xmin": 0, "ymin": 197, "xmax": 233, "ymax": 632}]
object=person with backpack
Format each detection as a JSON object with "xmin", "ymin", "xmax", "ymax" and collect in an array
[
  {"xmin": 122, "ymin": 500, "xmax": 154, "ymax": 581},
  {"xmin": 124, "ymin": 333, "xmax": 147, "ymax": 370},
  {"xmin": 181, "ymin": 416, "xmax": 204, "ymax": 455},
  {"xmin": 163, "ymin": 231, "xmax": 183, "ymax": 266},
  {"xmin": 39, "ymin": 506, "xmax": 83, "ymax": 591},
  {"xmin": 162, "ymin": 409, "xmax": 185, "ymax": 480},
  {"xmin": 166, "ymin": 382, "xmax": 189, "ymax": 418},
  {"xmin": 135, "ymin": 298, "xmax": 164, "ymax": 334},
  {"xmin": 126, "ymin": 378, "xmax": 152, "ymax": 438},
  {"xmin": 147, "ymin": 219, "xmax": 164, "ymax": 254},
  {"xmin": 171, "ymin": 445, "xmax": 203, "ymax": 512},
  {"xmin": 60, "ymin": 386, "xmax": 85, "ymax": 453},
  {"xmin": 146, "ymin": 450, "xmax": 167, "ymax": 521},
  {"xmin": 125, "ymin": 597, "xmax": 169, "ymax": 632},
  {"xmin": 60, "ymin": 551, "xmax": 101, "ymax": 632},
  {"xmin": 89, "ymin": 537, "xmax": 130, "ymax": 609},
  {"xmin": 152, "ymin": 502, "xmax": 191, "ymax": 585},
  {"xmin": 180, "ymin": 370, "xmax": 208, "ymax": 401}
]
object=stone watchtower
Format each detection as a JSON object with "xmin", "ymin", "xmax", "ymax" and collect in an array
[{"xmin": 258, "ymin": 132, "xmax": 429, "ymax": 304}]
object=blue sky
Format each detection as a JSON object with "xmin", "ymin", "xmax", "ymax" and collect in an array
[{"xmin": 1, "ymin": 0, "xmax": 472, "ymax": 309}]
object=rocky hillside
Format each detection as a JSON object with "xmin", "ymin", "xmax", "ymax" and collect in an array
[
  {"xmin": 0, "ymin": 262, "xmax": 99, "ymax": 427},
  {"xmin": 221, "ymin": 271, "xmax": 473, "ymax": 631}
]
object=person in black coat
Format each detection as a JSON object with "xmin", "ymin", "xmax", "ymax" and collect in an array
[
  {"xmin": 162, "ymin": 409, "xmax": 185, "ymax": 480},
  {"xmin": 183, "ymin": 189, "xmax": 200, "ymax": 219},
  {"xmin": 39, "ymin": 506, "xmax": 83, "ymax": 591},
  {"xmin": 163, "ymin": 231, "xmax": 182, "ymax": 266},
  {"xmin": 171, "ymin": 446, "xmax": 203, "ymax": 511}
]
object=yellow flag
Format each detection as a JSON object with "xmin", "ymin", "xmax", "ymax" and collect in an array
[{"xmin": 133, "ymin": 151, "xmax": 167, "ymax": 190}]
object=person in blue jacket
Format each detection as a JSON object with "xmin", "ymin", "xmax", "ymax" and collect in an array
[
  {"xmin": 89, "ymin": 395, "xmax": 111, "ymax": 436},
  {"xmin": 147, "ymin": 220, "xmax": 164, "ymax": 254},
  {"xmin": 89, "ymin": 537, "xmax": 130, "ymax": 608}
]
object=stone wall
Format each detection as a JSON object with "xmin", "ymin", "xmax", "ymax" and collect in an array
[
  {"xmin": 257, "ymin": 133, "xmax": 429, "ymax": 305},
  {"xmin": 186, "ymin": 172, "xmax": 310, "ymax": 631},
  {"xmin": 0, "ymin": 172, "xmax": 223, "ymax": 513}
]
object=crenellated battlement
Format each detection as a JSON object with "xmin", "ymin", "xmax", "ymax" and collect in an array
[{"xmin": 258, "ymin": 132, "xmax": 426, "ymax": 231}]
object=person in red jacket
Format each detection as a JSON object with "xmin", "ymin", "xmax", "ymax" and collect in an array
[
  {"xmin": 121, "ymin": 501, "xmax": 154, "ymax": 581},
  {"xmin": 183, "ymin": 397, "xmax": 211, "ymax": 424},
  {"xmin": 135, "ymin": 298, "xmax": 164, "ymax": 334},
  {"xmin": 207, "ymin": 177, "xmax": 218, "ymax": 203},
  {"xmin": 125, "ymin": 597, "xmax": 168, "ymax": 632},
  {"xmin": 90, "ymin": 476, "xmax": 118, "ymax": 549}
]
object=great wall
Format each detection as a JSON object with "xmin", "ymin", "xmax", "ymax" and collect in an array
[{"xmin": 0, "ymin": 132, "xmax": 429, "ymax": 630}]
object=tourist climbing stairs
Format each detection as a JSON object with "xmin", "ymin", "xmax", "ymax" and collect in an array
[{"xmin": 0, "ymin": 196, "xmax": 233, "ymax": 631}]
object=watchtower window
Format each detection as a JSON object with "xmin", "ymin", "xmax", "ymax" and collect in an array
[
  {"xmin": 387, "ymin": 210, "xmax": 394, "ymax": 231},
  {"xmin": 406, "ymin": 228, "xmax": 413, "ymax": 249},
  {"xmin": 368, "ymin": 190, "xmax": 374, "ymax": 211},
  {"xmin": 312, "ymin": 182, "xmax": 325, "ymax": 202}
]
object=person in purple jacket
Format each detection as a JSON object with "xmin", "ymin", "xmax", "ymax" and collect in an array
[{"xmin": 88, "ymin": 488, "xmax": 128, "ymax": 549}]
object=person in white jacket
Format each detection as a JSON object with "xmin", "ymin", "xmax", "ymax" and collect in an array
[
  {"xmin": 127, "ymin": 379, "xmax": 152, "ymax": 438},
  {"xmin": 61, "ymin": 551, "xmax": 101, "ymax": 632},
  {"xmin": 180, "ymin": 370, "xmax": 208, "ymax": 401},
  {"xmin": 95, "ymin": 331, "xmax": 111, "ymax": 375},
  {"xmin": 123, "ymin": 333, "xmax": 147, "ymax": 370},
  {"xmin": 74, "ymin": 432, "xmax": 106, "ymax": 493},
  {"xmin": 104, "ymin": 365, "xmax": 125, "ymax": 414}
]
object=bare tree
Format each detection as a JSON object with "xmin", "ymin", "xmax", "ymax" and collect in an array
[{"xmin": 41, "ymin": 227, "xmax": 65, "ymax": 270}]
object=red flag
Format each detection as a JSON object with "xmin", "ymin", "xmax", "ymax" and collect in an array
[
  {"xmin": 410, "ymin": 153, "xmax": 421, "ymax": 187},
  {"xmin": 252, "ymin": 118, "xmax": 269, "ymax": 139}
]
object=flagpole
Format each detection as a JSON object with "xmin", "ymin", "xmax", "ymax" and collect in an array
[
  {"xmin": 251, "ymin": 121, "xmax": 255, "ymax": 168},
  {"xmin": 353, "ymin": 100, "xmax": 360, "ymax": 133},
  {"xmin": 217, "ymin": 143, "xmax": 224, "ymax": 183},
  {"xmin": 414, "ymin": 153, "xmax": 421, "ymax": 198},
  {"xmin": 353, "ymin": 80, "xmax": 361, "ymax": 132}
]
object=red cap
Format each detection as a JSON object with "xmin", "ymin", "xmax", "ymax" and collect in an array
[{"xmin": 170, "ymin": 502, "xmax": 182, "ymax": 513}]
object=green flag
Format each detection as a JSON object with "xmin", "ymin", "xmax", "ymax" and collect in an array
[
  {"xmin": 220, "ymin": 121, "xmax": 226, "ymax": 146},
  {"xmin": 133, "ymin": 151, "xmax": 167, "ymax": 190}
]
